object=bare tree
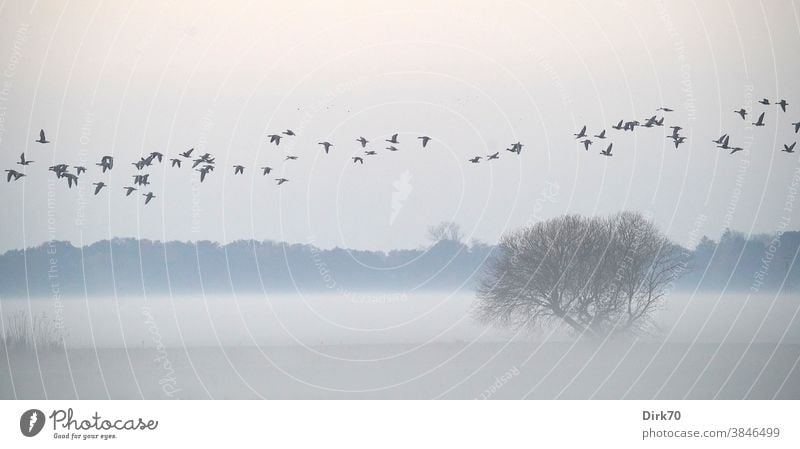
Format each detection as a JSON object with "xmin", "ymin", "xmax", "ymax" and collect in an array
[
  {"xmin": 428, "ymin": 221, "xmax": 463, "ymax": 244},
  {"xmin": 476, "ymin": 212, "xmax": 684, "ymax": 338}
]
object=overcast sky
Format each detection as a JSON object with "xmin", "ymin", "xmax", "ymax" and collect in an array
[{"xmin": 0, "ymin": 0, "xmax": 798, "ymax": 252}]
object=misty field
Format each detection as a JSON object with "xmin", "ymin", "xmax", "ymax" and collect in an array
[{"xmin": 1, "ymin": 292, "xmax": 798, "ymax": 399}]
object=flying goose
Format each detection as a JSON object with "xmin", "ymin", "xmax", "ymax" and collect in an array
[
  {"xmin": 783, "ymin": 142, "xmax": 796, "ymax": 153},
  {"xmin": 180, "ymin": 148, "xmax": 194, "ymax": 158},
  {"xmin": 285, "ymin": 155, "xmax": 298, "ymax": 161},
  {"xmin": 233, "ymin": 165, "xmax": 245, "ymax": 175},
  {"xmin": 752, "ymin": 112, "xmax": 765, "ymax": 127},
  {"xmin": 75, "ymin": 166, "xmax": 86, "ymax": 175},
  {"xmin": 468, "ymin": 156, "xmax": 481, "ymax": 163},
  {"xmin": 5, "ymin": 169, "xmax": 25, "ymax": 181},
  {"xmin": 611, "ymin": 120, "xmax": 624, "ymax": 130},
  {"xmin": 487, "ymin": 152, "xmax": 500, "ymax": 160},
  {"xmin": 36, "ymin": 129, "xmax": 49, "ymax": 144},
  {"xmin": 170, "ymin": 158, "xmax": 182, "ymax": 168},
  {"xmin": 364, "ymin": 150, "xmax": 377, "ymax": 156},
  {"xmin": 356, "ymin": 137, "xmax": 368, "ymax": 148},
  {"xmin": 730, "ymin": 147, "xmax": 744, "ymax": 155},
  {"xmin": 275, "ymin": 178, "xmax": 289, "ymax": 185},
  {"xmin": 92, "ymin": 182, "xmax": 106, "ymax": 195},
  {"xmin": 386, "ymin": 133, "xmax": 399, "ymax": 144},
  {"xmin": 143, "ymin": 192, "xmax": 156, "ymax": 205},
  {"xmin": 600, "ymin": 143, "xmax": 613, "ymax": 157},
  {"xmin": 352, "ymin": 156, "xmax": 364, "ymax": 164},
  {"xmin": 17, "ymin": 153, "xmax": 33, "ymax": 166},
  {"xmin": 776, "ymin": 99, "xmax": 788, "ymax": 112},
  {"xmin": 96, "ymin": 156, "xmax": 114, "ymax": 172},
  {"xmin": 282, "ymin": 129, "xmax": 295, "ymax": 136},
  {"xmin": 793, "ymin": 122, "xmax": 800, "ymax": 133},
  {"xmin": 63, "ymin": 173, "xmax": 78, "ymax": 188},
  {"xmin": 734, "ymin": 109, "xmax": 747, "ymax": 120},
  {"xmin": 318, "ymin": 142, "xmax": 333, "ymax": 153},
  {"xmin": 418, "ymin": 136, "xmax": 431, "ymax": 148},
  {"xmin": 657, "ymin": 107, "xmax": 674, "ymax": 112},
  {"xmin": 574, "ymin": 125, "xmax": 587, "ymax": 138},
  {"xmin": 150, "ymin": 152, "xmax": 164, "ymax": 163},
  {"xmin": 508, "ymin": 142, "xmax": 523, "ymax": 154},
  {"xmin": 580, "ymin": 139, "xmax": 592, "ymax": 151},
  {"xmin": 594, "ymin": 130, "xmax": 606, "ymax": 139},
  {"xmin": 386, "ymin": 146, "xmax": 399, "ymax": 152},
  {"xmin": 260, "ymin": 166, "xmax": 272, "ymax": 175},
  {"xmin": 123, "ymin": 186, "xmax": 137, "ymax": 196},
  {"xmin": 268, "ymin": 134, "xmax": 282, "ymax": 145},
  {"xmin": 758, "ymin": 98, "xmax": 770, "ymax": 105}
]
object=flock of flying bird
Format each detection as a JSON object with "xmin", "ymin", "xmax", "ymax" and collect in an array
[{"xmin": 3, "ymin": 96, "xmax": 798, "ymax": 205}]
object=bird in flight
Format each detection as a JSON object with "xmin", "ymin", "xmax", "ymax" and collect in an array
[
  {"xmin": 143, "ymin": 192, "xmax": 156, "ymax": 205},
  {"xmin": 5, "ymin": 169, "xmax": 25, "ymax": 182},
  {"xmin": 123, "ymin": 186, "xmax": 137, "ymax": 196},
  {"xmin": 285, "ymin": 155, "xmax": 298, "ymax": 161},
  {"xmin": 356, "ymin": 137, "xmax": 368, "ymax": 148},
  {"xmin": 594, "ymin": 130, "xmax": 606, "ymax": 139},
  {"xmin": 92, "ymin": 182, "xmax": 106, "ymax": 195},
  {"xmin": 418, "ymin": 136, "xmax": 431, "ymax": 148},
  {"xmin": 233, "ymin": 165, "xmax": 245, "ymax": 175},
  {"xmin": 365, "ymin": 150, "xmax": 377, "ymax": 156},
  {"xmin": 712, "ymin": 134, "xmax": 728, "ymax": 145},
  {"xmin": 657, "ymin": 107, "xmax": 674, "ymax": 112},
  {"xmin": 36, "ymin": 129, "xmax": 49, "ymax": 144},
  {"xmin": 352, "ymin": 156, "xmax": 364, "ymax": 164},
  {"xmin": 673, "ymin": 136, "xmax": 687, "ymax": 148},
  {"xmin": 96, "ymin": 156, "xmax": 114, "ymax": 172},
  {"xmin": 776, "ymin": 99, "xmax": 788, "ymax": 112},
  {"xmin": 318, "ymin": 142, "xmax": 333, "ymax": 153},
  {"xmin": 170, "ymin": 158, "xmax": 182, "ymax": 168},
  {"xmin": 260, "ymin": 166, "xmax": 272, "ymax": 175},
  {"xmin": 758, "ymin": 98, "xmax": 770, "ymax": 105},
  {"xmin": 197, "ymin": 167, "xmax": 211, "ymax": 182},
  {"xmin": 63, "ymin": 173, "xmax": 78, "ymax": 188},
  {"xmin": 268, "ymin": 134, "xmax": 282, "ymax": 145},
  {"xmin": 17, "ymin": 153, "xmax": 33, "ymax": 166},
  {"xmin": 752, "ymin": 112, "xmax": 766, "ymax": 127},
  {"xmin": 150, "ymin": 152, "xmax": 164, "ymax": 163},
  {"xmin": 580, "ymin": 139, "xmax": 592, "ymax": 151},
  {"xmin": 574, "ymin": 125, "xmax": 587, "ymax": 138},
  {"xmin": 386, "ymin": 134, "xmax": 399, "ymax": 144},
  {"xmin": 75, "ymin": 166, "xmax": 86, "ymax": 175},
  {"xmin": 600, "ymin": 143, "xmax": 613, "ymax": 157},
  {"xmin": 180, "ymin": 148, "xmax": 194, "ymax": 158},
  {"xmin": 283, "ymin": 129, "xmax": 295, "ymax": 136},
  {"xmin": 386, "ymin": 145, "xmax": 399, "ymax": 152},
  {"xmin": 49, "ymin": 164, "xmax": 69, "ymax": 178},
  {"xmin": 730, "ymin": 147, "xmax": 744, "ymax": 155},
  {"xmin": 734, "ymin": 109, "xmax": 747, "ymax": 120},
  {"xmin": 793, "ymin": 122, "xmax": 800, "ymax": 133},
  {"xmin": 783, "ymin": 142, "xmax": 796, "ymax": 153},
  {"xmin": 275, "ymin": 178, "xmax": 289, "ymax": 185},
  {"xmin": 612, "ymin": 120, "xmax": 624, "ymax": 130},
  {"xmin": 469, "ymin": 156, "xmax": 481, "ymax": 163},
  {"xmin": 487, "ymin": 152, "xmax": 500, "ymax": 160},
  {"xmin": 716, "ymin": 135, "xmax": 731, "ymax": 150},
  {"xmin": 507, "ymin": 142, "xmax": 523, "ymax": 154}
]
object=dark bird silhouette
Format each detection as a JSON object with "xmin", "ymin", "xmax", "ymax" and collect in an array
[
  {"xmin": 507, "ymin": 142, "xmax": 523, "ymax": 154},
  {"xmin": 133, "ymin": 160, "xmax": 145, "ymax": 170},
  {"xmin": 793, "ymin": 122, "xmax": 800, "ymax": 133},
  {"xmin": 282, "ymin": 129, "xmax": 295, "ymax": 136},
  {"xmin": 776, "ymin": 99, "xmax": 788, "ymax": 112},
  {"xmin": 673, "ymin": 136, "xmax": 687, "ymax": 149},
  {"xmin": 734, "ymin": 108, "xmax": 747, "ymax": 120},
  {"xmin": 318, "ymin": 142, "xmax": 333, "ymax": 153},
  {"xmin": 386, "ymin": 146, "xmax": 399, "ymax": 152},
  {"xmin": 123, "ymin": 186, "xmax": 137, "ymax": 196},
  {"xmin": 643, "ymin": 115, "xmax": 658, "ymax": 127},
  {"xmin": 730, "ymin": 147, "xmax": 744, "ymax": 155},
  {"xmin": 197, "ymin": 167, "xmax": 211, "ymax": 182},
  {"xmin": 669, "ymin": 126, "xmax": 682, "ymax": 139},
  {"xmin": 36, "ymin": 129, "xmax": 49, "ymax": 144},
  {"xmin": 657, "ymin": 107, "xmax": 674, "ymax": 112},
  {"xmin": 352, "ymin": 156, "xmax": 364, "ymax": 164},
  {"xmin": 5, "ymin": 169, "xmax": 25, "ymax": 182},
  {"xmin": 783, "ymin": 142, "xmax": 796, "ymax": 153},
  {"xmin": 752, "ymin": 112, "xmax": 765, "ymax": 127},
  {"xmin": 386, "ymin": 134, "xmax": 399, "ymax": 144},
  {"xmin": 63, "ymin": 173, "xmax": 78, "ymax": 188},
  {"xmin": 150, "ymin": 152, "xmax": 164, "ymax": 163},
  {"xmin": 623, "ymin": 121, "xmax": 639, "ymax": 131},
  {"xmin": 260, "ymin": 166, "xmax": 272, "ymax": 175},
  {"xmin": 717, "ymin": 135, "xmax": 731, "ymax": 150},
  {"xmin": 17, "ymin": 153, "xmax": 33, "ymax": 166},
  {"xmin": 285, "ymin": 155, "xmax": 298, "ymax": 161},
  {"xmin": 574, "ymin": 125, "xmax": 587, "ymax": 138},
  {"xmin": 418, "ymin": 136, "xmax": 431, "ymax": 148},
  {"xmin": 487, "ymin": 152, "xmax": 500, "ymax": 160},
  {"xmin": 712, "ymin": 134, "xmax": 728, "ymax": 145},
  {"xmin": 143, "ymin": 192, "xmax": 156, "ymax": 205},
  {"xmin": 49, "ymin": 164, "xmax": 69, "ymax": 178},
  {"xmin": 612, "ymin": 120, "xmax": 624, "ymax": 130},
  {"xmin": 75, "ymin": 166, "xmax": 86, "ymax": 175},
  {"xmin": 364, "ymin": 150, "xmax": 377, "ymax": 156},
  {"xmin": 233, "ymin": 165, "xmax": 244, "ymax": 175},
  {"xmin": 92, "ymin": 182, "xmax": 106, "ymax": 195},
  {"xmin": 275, "ymin": 178, "xmax": 289, "ymax": 185},
  {"xmin": 170, "ymin": 158, "xmax": 181, "ymax": 168},
  {"xmin": 96, "ymin": 156, "xmax": 114, "ymax": 172},
  {"xmin": 180, "ymin": 148, "xmax": 194, "ymax": 158},
  {"xmin": 469, "ymin": 156, "xmax": 481, "ymax": 163},
  {"xmin": 758, "ymin": 98, "xmax": 770, "ymax": 105},
  {"xmin": 594, "ymin": 130, "xmax": 606, "ymax": 139},
  {"xmin": 600, "ymin": 143, "xmax": 613, "ymax": 157},
  {"xmin": 356, "ymin": 137, "xmax": 368, "ymax": 148},
  {"xmin": 580, "ymin": 139, "xmax": 592, "ymax": 151},
  {"xmin": 268, "ymin": 134, "xmax": 282, "ymax": 145}
]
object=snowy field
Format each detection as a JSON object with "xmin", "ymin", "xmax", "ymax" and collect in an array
[{"xmin": 1, "ymin": 292, "xmax": 798, "ymax": 399}]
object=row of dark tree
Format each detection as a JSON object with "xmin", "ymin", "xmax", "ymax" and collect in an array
[{"xmin": 0, "ymin": 226, "xmax": 796, "ymax": 298}]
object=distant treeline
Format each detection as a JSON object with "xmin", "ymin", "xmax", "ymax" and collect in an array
[{"xmin": 0, "ymin": 229, "xmax": 797, "ymax": 298}]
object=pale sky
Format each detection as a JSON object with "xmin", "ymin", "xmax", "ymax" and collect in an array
[{"xmin": 0, "ymin": 0, "xmax": 799, "ymax": 252}]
